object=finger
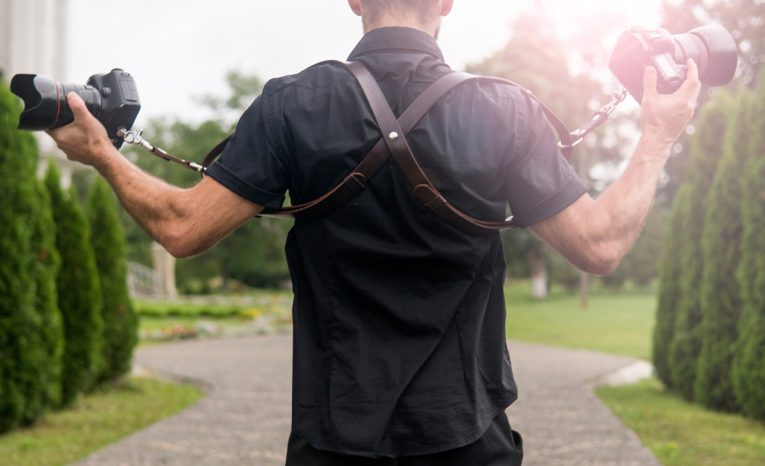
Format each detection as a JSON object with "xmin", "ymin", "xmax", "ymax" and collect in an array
[
  {"xmin": 679, "ymin": 59, "xmax": 702, "ymax": 99},
  {"xmin": 67, "ymin": 92, "xmax": 93, "ymax": 121},
  {"xmin": 686, "ymin": 59, "xmax": 700, "ymax": 83},
  {"xmin": 642, "ymin": 66, "xmax": 658, "ymax": 102}
]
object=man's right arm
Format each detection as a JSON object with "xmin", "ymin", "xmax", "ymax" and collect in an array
[
  {"xmin": 530, "ymin": 60, "xmax": 701, "ymax": 275},
  {"xmin": 47, "ymin": 93, "xmax": 264, "ymax": 258}
]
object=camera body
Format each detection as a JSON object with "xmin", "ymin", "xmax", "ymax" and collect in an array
[
  {"xmin": 609, "ymin": 24, "xmax": 738, "ymax": 103},
  {"xmin": 10, "ymin": 68, "xmax": 141, "ymax": 148}
]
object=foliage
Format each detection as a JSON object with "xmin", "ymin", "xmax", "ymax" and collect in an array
[
  {"xmin": 653, "ymin": 186, "xmax": 692, "ymax": 389},
  {"xmin": 732, "ymin": 80, "xmax": 765, "ymax": 422},
  {"xmin": 0, "ymin": 82, "xmax": 59, "ymax": 431},
  {"xmin": 45, "ymin": 164, "xmax": 104, "ymax": 405},
  {"xmin": 0, "ymin": 377, "xmax": 202, "ymax": 466},
  {"xmin": 597, "ymin": 378, "xmax": 765, "ymax": 466},
  {"xmin": 87, "ymin": 179, "xmax": 139, "ymax": 383},
  {"xmin": 667, "ymin": 94, "xmax": 731, "ymax": 401},
  {"xmin": 29, "ymin": 182, "xmax": 64, "ymax": 410},
  {"xmin": 694, "ymin": 92, "xmax": 753, "ymax": 411},
  {"xmin": 135, "ymin": 302, "xmax": 249, "ymax": 319}
]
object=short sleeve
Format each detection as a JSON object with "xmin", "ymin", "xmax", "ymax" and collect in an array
[
  {"xmin": 505, "ymin": 93, "xmax": 588, "ymax": 228},
  {"xmin": 204, "ymin": 90, "xmax": 288, "ymax": 210}
]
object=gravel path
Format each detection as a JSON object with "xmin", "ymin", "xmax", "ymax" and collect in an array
[{"xmin": 74, "ymin": 336, "xmax": 660, "ymax": 466}]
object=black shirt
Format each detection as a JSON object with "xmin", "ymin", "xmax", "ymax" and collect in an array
[{"xmin": 206, "ymin": 27, "xmax": 587, "ymax": 458}]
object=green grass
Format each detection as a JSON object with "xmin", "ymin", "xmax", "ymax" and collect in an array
[
  {"xmin": 0, "ymin": 377, "xmax": 203, "ymax": 466},
  {"xmin": 597, "ymin": 378, "xmax": 765, "ymax": 466},
  {"xmin": 504, "ymin": 283, "xmax": 656, "ymax": 359}
]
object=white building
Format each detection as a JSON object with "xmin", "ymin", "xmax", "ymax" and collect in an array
[{"xmin": 1, "ymin": 0, "xmax": 77, "ymax": 184}]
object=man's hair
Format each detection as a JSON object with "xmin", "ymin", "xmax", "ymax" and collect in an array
[{"xmin": 362, "ymin": 0, "xmax": 440, "ymax": 26}]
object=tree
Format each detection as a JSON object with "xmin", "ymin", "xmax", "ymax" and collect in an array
[
  {"xmin": 30, "ymin": 181, "xmax": 64, "ymax": 409},
  {"xmin": 694, "ymin": 90, "xmax": 752, "ymax": 411},
  {"xmin": 731, "ymin": 78, "xmax": 765, "ymax": 421},
  {"xmin": 88, "ymin": 179, "xmax": 138, "ymax": 382},
  {"xmin": 668, "ymin": 92, "xmax": 732, "ymax": 401},
  {"xmin": 0, "ymin": 81, "xmax": 58, "ymax": 431},
  {"xmin": 45, "ymin": 164, "xmax": 104, "ymax": 404},
  {"xmin": 653, "ymin": 185, "xmax": 692, "ymax": 389}
]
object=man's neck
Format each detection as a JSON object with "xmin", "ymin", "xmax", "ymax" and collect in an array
[{"xmin": 363, "ymin": 16, "xmax": 439, "ymax": 38}]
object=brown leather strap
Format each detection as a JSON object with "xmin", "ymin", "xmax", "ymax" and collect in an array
[
  {"xmin": 257, "ymin": 61, "xmax": 480, "ymax": 220},
  {"xmin": 344, "ymin": 62, "xmax": 517, "ymax": 234},
  {"xmin": 201, "ymin": 60, "xmax": 575, "ymax": 232}
]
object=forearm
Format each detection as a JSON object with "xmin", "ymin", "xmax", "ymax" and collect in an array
[
  {"xmin": 531, "ymin": 135, "xmax": 672, "ymax": 275},
  {"xmin": 93, "ymin": 147, "xmax": 192, "ymax": 252},
  {"xmin": 588, "ymin": 136, "xmax": 671, "ymax": 264},
  {"xmin": 533, "ymin": 62, "xmax": 699, "ymax": 275},
  {"xmin": 47, "ymin": 92, "xmax": 264, "ymax": 258}
]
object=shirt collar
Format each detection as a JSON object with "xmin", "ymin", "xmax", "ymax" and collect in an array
[{"xmin": 348, "ymin": 27, "xmax": 445, "ymax": 62}]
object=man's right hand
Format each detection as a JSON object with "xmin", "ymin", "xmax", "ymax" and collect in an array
[
  {"xmin": 47, "ymin": 92, "xmax": 116, "ymax": 169},
  {"xmin": 639, "ymin": 59, "xmax": 702, "ymax": 151}
]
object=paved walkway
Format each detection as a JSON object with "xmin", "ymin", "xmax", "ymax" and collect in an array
[{"xmin": 75, "ymin": 336, "xmax": 660, "ymax": 466}]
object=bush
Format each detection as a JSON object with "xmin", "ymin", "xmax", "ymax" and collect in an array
[
  {"xmin": 30, "ymin": 181, "xmax": 65, "ymax": 409},
  {"xmin": 668, "ymin": 93, "xmax": 732, "ymax": 400},
  {"xmin": 0, "ymin": 82, "xmax": 62, "ymax": 431},
  {"xmin": 45, "ymin": 164, "xmax": 104, "ymax": 405},
  {"xmin": 653, "ymin": 185, "xmax": 691, "ymax": 389},
  {"xmin": 88, "ymin": 178, "xmax": 138, "ymax": 383},
  {"xmin": 732, "ymin": 81, "xmax": 765, "ymax": 421},
  {"xmin": 694, "ymin": 93, "xmax": 753, "ymax": 411}
]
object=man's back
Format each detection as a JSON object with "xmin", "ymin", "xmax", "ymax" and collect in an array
[{"xmin": 206, "ymin": 26, "xmax": 586, "ymax": 457}]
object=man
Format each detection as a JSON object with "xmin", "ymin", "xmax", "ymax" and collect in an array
[{"xmin": 48, "ymin": 1, "xmax": 700, "ymax": 464}]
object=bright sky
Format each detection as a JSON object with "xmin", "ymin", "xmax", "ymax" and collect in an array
[{"xmin": 66, "ymin": 0, "xmax": 662, "ymax": 125}]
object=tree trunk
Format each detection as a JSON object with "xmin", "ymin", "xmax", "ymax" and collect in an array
[
  {"xmin": 579, "ymin": 271, "xmax": 589, "ymax": 309},
  {"xmin": 529, "ymin": 252, "xmax": 548, "ymax": 299}
]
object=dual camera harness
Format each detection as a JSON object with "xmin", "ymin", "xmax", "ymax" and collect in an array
[{"xmin": 121, "ymin": 60, "xmax": 628, "ymax": 233}]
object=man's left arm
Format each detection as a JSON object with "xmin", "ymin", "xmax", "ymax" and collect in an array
[{"xmin": 48, "ymin": 92, "xmax": 263, "ymax": 258}]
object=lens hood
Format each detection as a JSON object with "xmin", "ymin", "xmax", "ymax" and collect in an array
[{"xmin": 10, "ymin": 74, "xmax": 62, "ymax": 130}]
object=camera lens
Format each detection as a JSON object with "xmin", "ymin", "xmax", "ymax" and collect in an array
[
  {"xmin": 685, "ymin": 24, "xmax": 738, "ymax": 86},
  {"xmin": 10, "ymin": 75, "xmax": 102, "ymax": 131},
  {"xmin": 609, "ymin": 24, "xmax": 738, "ymax": 103}
]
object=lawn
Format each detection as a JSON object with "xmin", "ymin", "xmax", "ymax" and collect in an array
[
  {"xmin": 501, "ymin": 282, "xmax": 765, "ymax": 466},
  {"xmin": 598, "ymin": 378, "xmax": 765, "ymax": 466},
  {"xmin": 504, "ymin": 282, "xmax": 656, "ymax": 359},
  {"xmin": 0, "ymin": 377, "xmax": 203, "ymax": 466}
]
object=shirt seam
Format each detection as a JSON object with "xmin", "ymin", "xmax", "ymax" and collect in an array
[
  {"xmin": 511, "ymin": 174, "xmax": 586, "ymax": 227},
  {"xmin": 205, "ymin": 163, "xmax": 285, "ymax": 204}
]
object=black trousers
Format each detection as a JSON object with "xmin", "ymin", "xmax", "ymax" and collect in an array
[{"xmin": 285, "ymin": 412, "xmax": 523, "ymax": 466}]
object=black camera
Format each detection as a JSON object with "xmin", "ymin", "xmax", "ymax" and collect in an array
[
  {"xmin": 10, "ymin": 68, "xmax": 141, "ymax": 148},
  {"xmin": 609, "ymin": 24, "xmax": 738, "ymax": 103}
]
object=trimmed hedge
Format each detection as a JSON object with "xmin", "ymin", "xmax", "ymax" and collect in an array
[
  {"xmin": 88, "ymin": 178, "xmax": 138, "ymax": 383},
  {"xmin": 668, "ymin": 94, "xmax": 732, "ymax": 401},
  {"xmin": 0, "ymin": 82, "xmax": 62, "ymax": 431},
  {"xmin": 694, "ymin": 94, "xmax": 753, "ymax": 411},
  {"xmin": 653, "ymin": 185, "xmax": 691, "ymax": 389},
  {"xmin": 732, "ymin": 81, "xmax": 765, "ymax": 421},
  {"xmin": 45, "ymin": 164, "xmax": 104, "ymax": 405}
]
